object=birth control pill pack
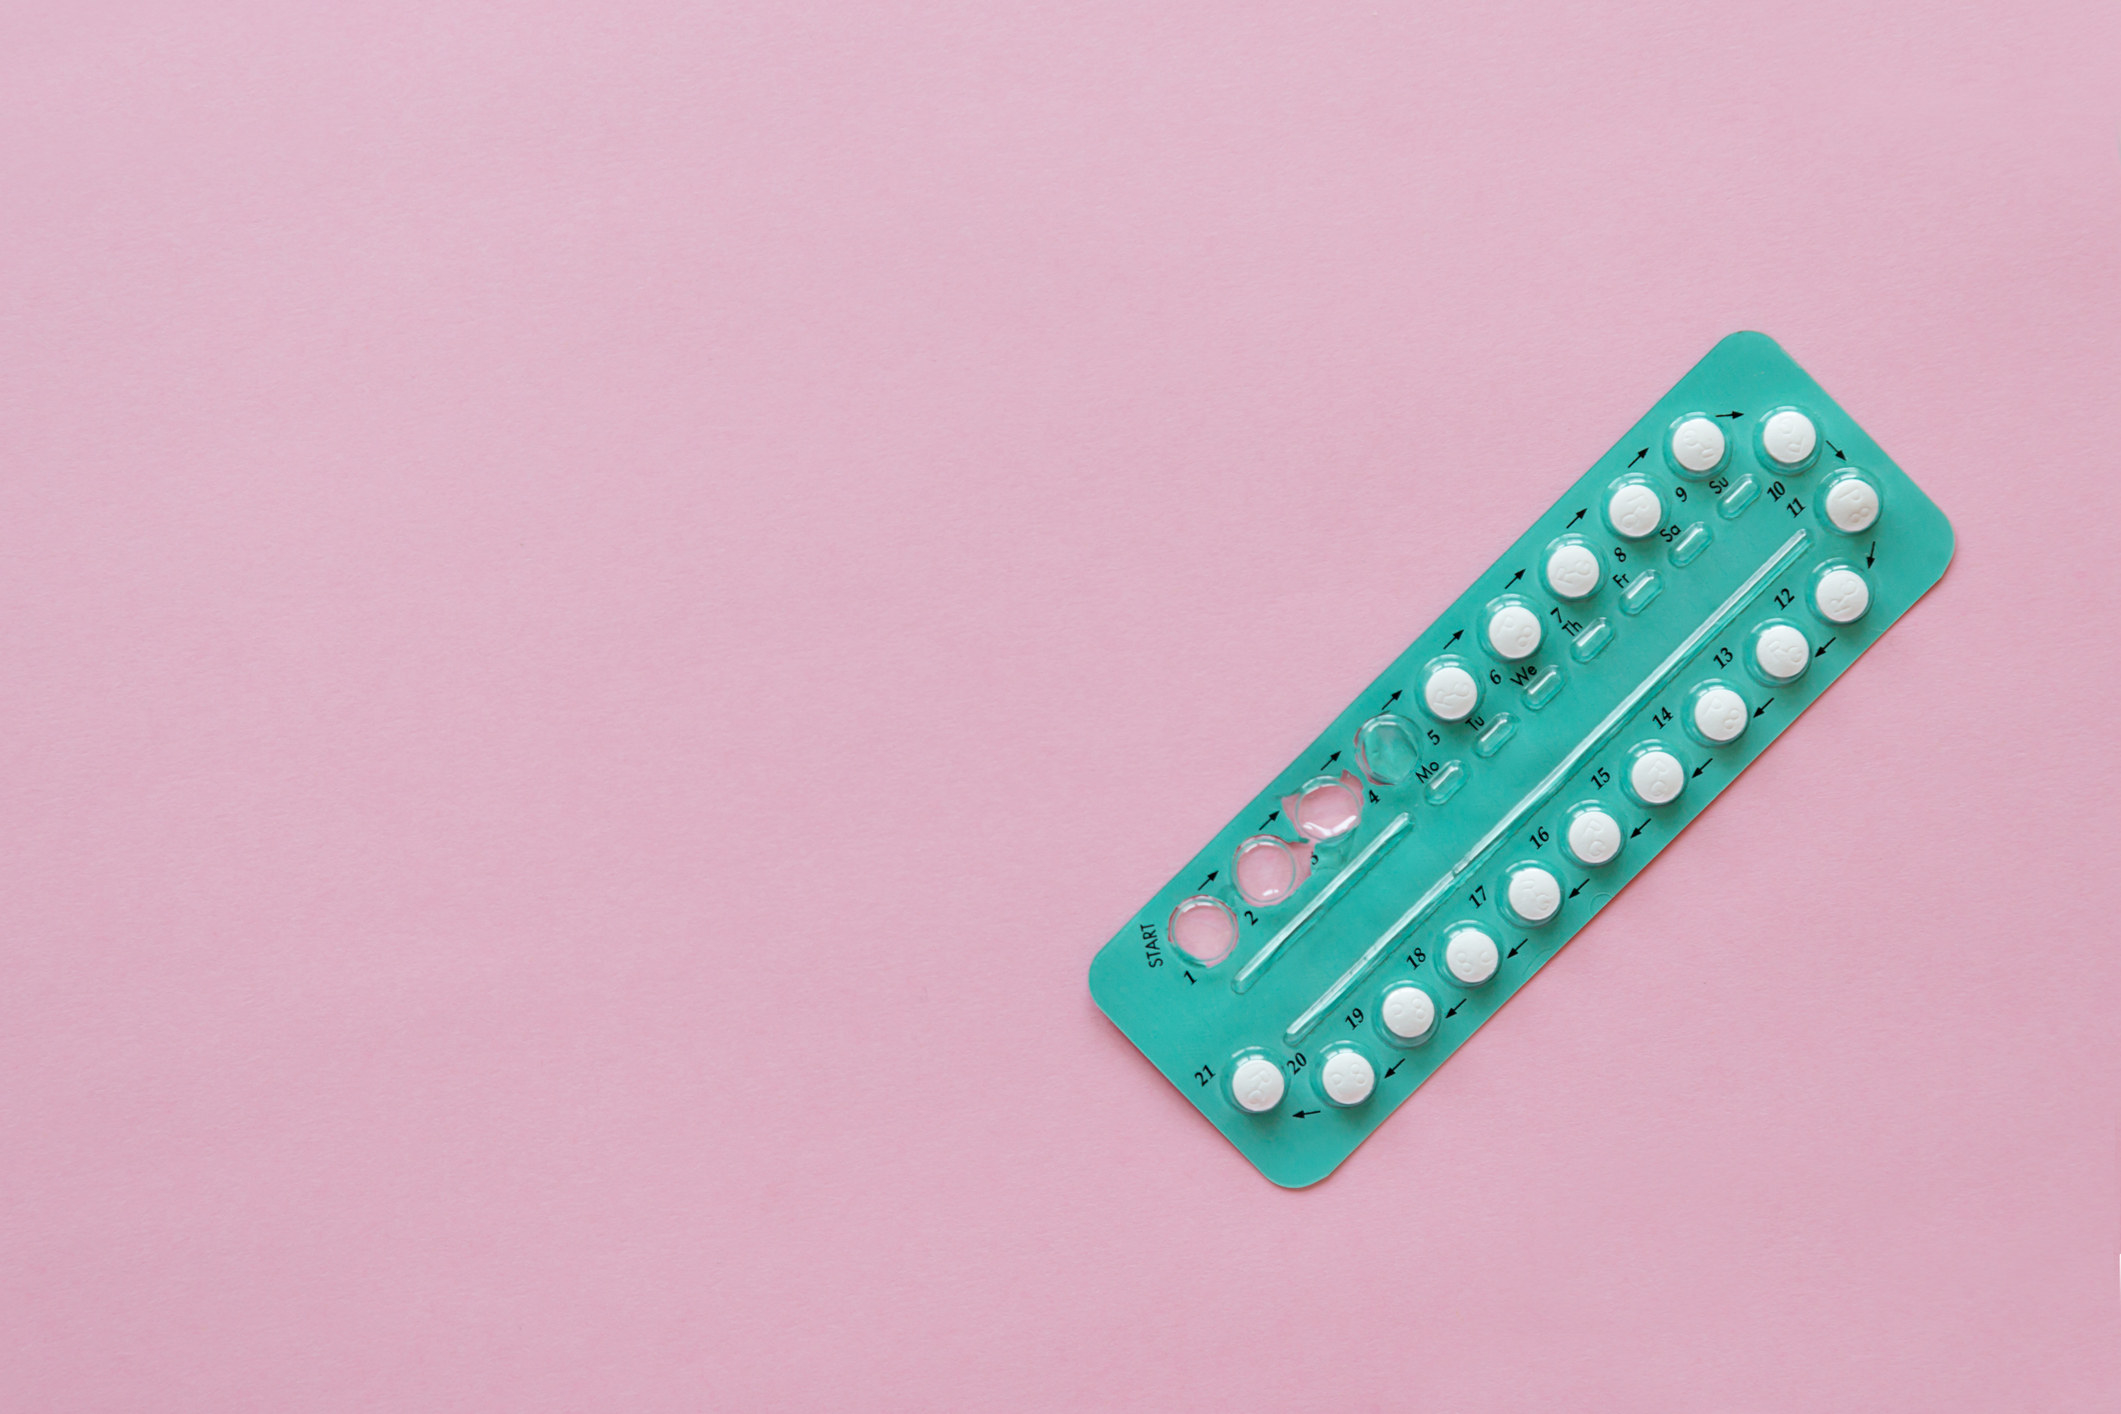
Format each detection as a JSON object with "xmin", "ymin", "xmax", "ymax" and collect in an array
[{"xmin": 1087, "ymin": 332, "xmax": 1954, "ymax": 1187}]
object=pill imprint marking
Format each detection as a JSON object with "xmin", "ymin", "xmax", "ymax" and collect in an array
[
  {"xmin": 1671, "ymin": 415, "xmax": 1727, "ymax": 474},
  {"xmin": 1229, "ymin": 1056, "xmax": 1285, "ymax": 1114},
  {"xmin": 1318, "ymin": 1048, "xmax": 1376, "ymax": 1106},
  {"xmin": 1379, "ymin": 984, "xmax": 1436, "ymax": 1043},
  {"xmin": 1761, "ymin": 408, "xmax": 1818, "ymax": 469}
]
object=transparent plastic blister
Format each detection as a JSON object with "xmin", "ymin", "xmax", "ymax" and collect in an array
[{"xmin": 1087, "ymin": 332, "xmax": 1955, "ymax": 1187}]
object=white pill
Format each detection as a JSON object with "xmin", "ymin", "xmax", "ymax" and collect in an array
[
  {"xmin": 1761, "ymin": 409, "xmax": 1817, "ymax": 468},
  {"xmin": 1754, "ymin": 623, "xmax": 1810, "ymax": 681},
  {"xmin": 1506, "ymin": 864, "xmax": 1562, "ymax": 924},
  {"xmin": 1671, "ymin": 416, "xmax": 1726, "ymax": 473},
  {"xmin": 1379, "ymin": 984, "xmax": 1436, "ymax": 1042},
  {"xmin": 1319, "ymin": 1049, "xmax": 1376, "ymax": 1106},
  {"xmin": 1815, "ymin": 567, "xmax": 1871, "ymax": 624},
  {"xmin": 1546, "ymin": 542, "xmax": 1600, "ymax": 600},
  {"xmin": 1566, "ymin": 807, "xmax": 1622, "ymax": 866},
  {"xmin": 1608, "ymin": 483, "xmax": 1662, "ymax": 539},
  {"xmin": 1443, "ymin": 926, "xmax": 1500, "ymax": 986},
  {"xmin": 1424, "ymin": 663, "xmax": 1479, "ymax": 721},
  {"xmin": 1630, "ymin": 749, "xmax": 1685, "ymax": 805},
  {"xmin": 1487, "ymin": 604, "xmax": 1541, "ymax": 660},
  {"xmin": 1824, "ymin": 477, "xmax": 1879, "ymax": 533},
  {"xmin": 1694, "ymin": 685, "xmax": 1748, "ymax": 743},
  {"xmin": 1230, "ymin": 1056, "xmax": 1285, "ymax": 1113}
]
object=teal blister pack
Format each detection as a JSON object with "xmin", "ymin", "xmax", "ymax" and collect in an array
[{"xmin": 1088, "ymin": 333, "xmax": 1955, "ymax": 1187}]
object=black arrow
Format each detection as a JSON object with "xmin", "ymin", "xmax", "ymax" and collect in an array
[
  {"xmin": 1291, "ymin": 1109, "xmax": 1319, "ymax": 1119},
  {"xmin": 1506, "ymin": 568, "xmax": 1525, "ymax": 587},
  {"xmin": 1198, "ymin": 869, "xmax": 1219, "ymax": 887},
  {"xmin": 1713, "ymin": 410, "xmax": 1743, "ymax": 419},
  {"xmin": 1815, "ymin": 637, "xmax": 1835, "ymax": 658},
  {"xmin": 1865, "ymin": 540, "xmax": 1876, "ymax": 568},
  {"xmin": 1692, "ymin": 761, "xmax": 1711, "ymax": 778},
  {"xmin": 1445, "ymin": 1000, "xmax": 1466, "ymax": 1019},
  {"xmin": 1630, "ymin": 820, "xmax": 1648, "ymax": 838},
  {"xmin": 1568, "ymin": 879, "xmax": 1588, "ymax": 899},
  {"xmin": 1258, "ymin": 810, "xmax": 1280, "ymax": 827},
  {"xmin": 1318, "ymin": 750, "xmax": 1341, "ymax": 769},
  {"xmin": 1383, "ymin": 1059, "xmax": 1404, "ymax": 1079},
  {"xmin": 1445, "ymin": 630, "xmax": 1463, "ymax": 647},
  {"xmin": 1824, "ymin": 437, "xmax": 1847, "ymax": 462},
  {"xmin": 1382, "ymin": 690, "xmax": 1402, "ymax": 709},
  {"xmin": 1506, "ymin": 938, "xmax": 1526, "ymax": 958},
  {"xmin": 1567, "ymin": 507, "xmax": 1586, "ymax": 527},
  {"xmin": 1627, "ymin": 447, "xmax": 1648, "ymax": 467},
  {"xmin": 1753, "ymin": 698, "xmax": 1774, "ymax": 718}
]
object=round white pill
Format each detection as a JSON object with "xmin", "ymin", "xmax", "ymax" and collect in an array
[
  {"xmin": 1379, "ymin": 984, "xmax": 1436, "ymax": 1042},
  {"xmin": 1546, "ymin": 542, "xmax": 1600, "ymax": 600},
  {"xmin": 1630, "ymin": 748, "xmax": 1685, "ymax": 806},
  {"xmin": 1815, "ymin": 567, "xmax": 1871, "ymax": 624},
  {"xmin": 1671, "ymin": 416, "xmax": 1726, "ymax": 473},
  {"xmin": 1693, "ymin": 685, "xmax": 1748, "ymax": 743},
  {"xmin": 1755, "ymin": 623, "xmax": 1810, "ymax": 681},
  {"xmin": 1443, "ymin": 926, "xmax": 1500, "ymax": 986},
  {"xmin": 1230, "ymin": 1056, "xmax": 1285, "ymax": 1113},
  {"xmin": 1487, "ymin": 604, "xmax": 1541, "ymax": 660},
  {"xmin": 1824, "ymin": 477, "xmax": 1879, "ymax": 533},
  {"xmin": 1506, "ymin": 864, "xmax": 1562, "ymax": 924},
  {"xmin": 1424, "ymin": 663, "xmax": 1479, "ymax": 721},
  {"xmin": 1761, "ymin": 409, "xmax": 1817, "ymax": 468},
  {"xmin": 1566, "ymin": 807, "xmax": 1622, "ymax": 866},
  {"xmin": 1319, "ymin": 1049, "xmax": 1376, "ymax": 1106},
  {"xmin": 1608, "ymin": 483, "xmax": 1662, "ymax": 539}
]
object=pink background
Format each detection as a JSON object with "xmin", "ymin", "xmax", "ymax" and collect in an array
[{"xmin": 3, "ymin": 2, "xmax": 2118, "ymax": 1408}]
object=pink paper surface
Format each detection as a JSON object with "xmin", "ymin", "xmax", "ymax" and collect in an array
[{"xmin": 3, "ymin": 3, "xmax": 2119, "ymax": 1408}]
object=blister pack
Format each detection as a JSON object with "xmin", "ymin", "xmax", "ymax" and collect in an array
[{"xmin": 1088, "ymin": 332, "xmax": 1954, "ymax": 1187}]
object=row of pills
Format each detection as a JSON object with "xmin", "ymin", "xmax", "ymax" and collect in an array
[
  {"xmin": 1424, "ymin": 565, "xmax": 1873, "ymax": 728},
  {"xmin": 1220, "ymin": 627, "xmax": 1839, "ymax": 1117}
]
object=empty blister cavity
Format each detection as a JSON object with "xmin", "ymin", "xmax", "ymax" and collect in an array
[
  {"xmin": 1356, "ymin": 713, "xmax": 1422, "ymax": 785},
  {"xmin": 1545, "ymin": 538, "xmax": 1602, "ymax": 600},
  {"xmin": 1750, "ymin": 620, "xmax": 1811, "ymax": 684},
  {"xmin": 1441, "ymin": 924, "xmax": 1500, "ymax": 986},
  {"xmin": 1475, "ymin": 713, "xmax": 1516, "ymax": 758},
  {"xmin": 1169, "ymin": 896, "xmax": 1238, "ymax": 966},
  {"xmin": 1812, "ymin": 564, "xmax": 1872, "ymax": 625},
  {"xmin": 1821, "ymin": 471, "xmax": 1881, "ymax": 535},
  {"xmin": 1228, "ymin": 1052, "xmax": 1286, "ymax": 1114},
  {"xmin": 1669, "ymin": 522, "xmax": 1711, "ymax": 567},
  {"xmin": 1422, "ymin": 659, "xmax": 1482, "ymax": 722},
  {"xmin": 1378, "ymin": 983, "xmax": 1436, "ymax": 1044},
  {"xmin": 1316, "ymin": 1045, "xmax": 1375, "ymax": 1107},
  {"xmin": 1718, "ymin": 473, "xmax": 1758, "ymax": 519},
  {"xmin": 1564, "ymin": 804, "xmax": 1623, "ymax": 867},
  {"xmin": 1758, "ymin": 406, "xmax": 1819, "ymax": 472},
  {"xmin": 1485, "ymin": 600, "xmax": 1542, "ymax": 661},
  {"xmin": 1607, "ymin": 479, "xmax": 1664, "ymax": 540},
  {"xmin": 1522, "ymin": 666, "xmax": 1564, "ymax": 710},
  {"xmin": 1625, "ymin": 743, "xmax": 1686, "ymax": 806},
  {"xmin": 1668, "ymin": 413, "xmax": 1730, "ymax": 476},
  {"xmin": 1619, "ymin": 571, "xmax": 1662, "ymax": 616},
  {"xmin": 1688, "ymin": 681, "xmax": 1750, "ymax": 745},
  {"xmin": 1232, "ymin": 813, "xmax": 1411, "ymax": 993},
  {"xmin": 1503, "ymin": 863, "xmax": 1563, "ymax": 926},
  {"xmin": 1291, "ymin": 773, "xmax": 1363, "ymax": 841},
  {"xmin": 1423, "ymin": 759, "xmax": 1465, "ymax": 805},
  {"xmin": 1235, "ymin": 835, "xmax": 1305, "ymax": 906},
  {"xmin": 1571, "ymin": 618, "xmax": 1612, "ymax": 662}
]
